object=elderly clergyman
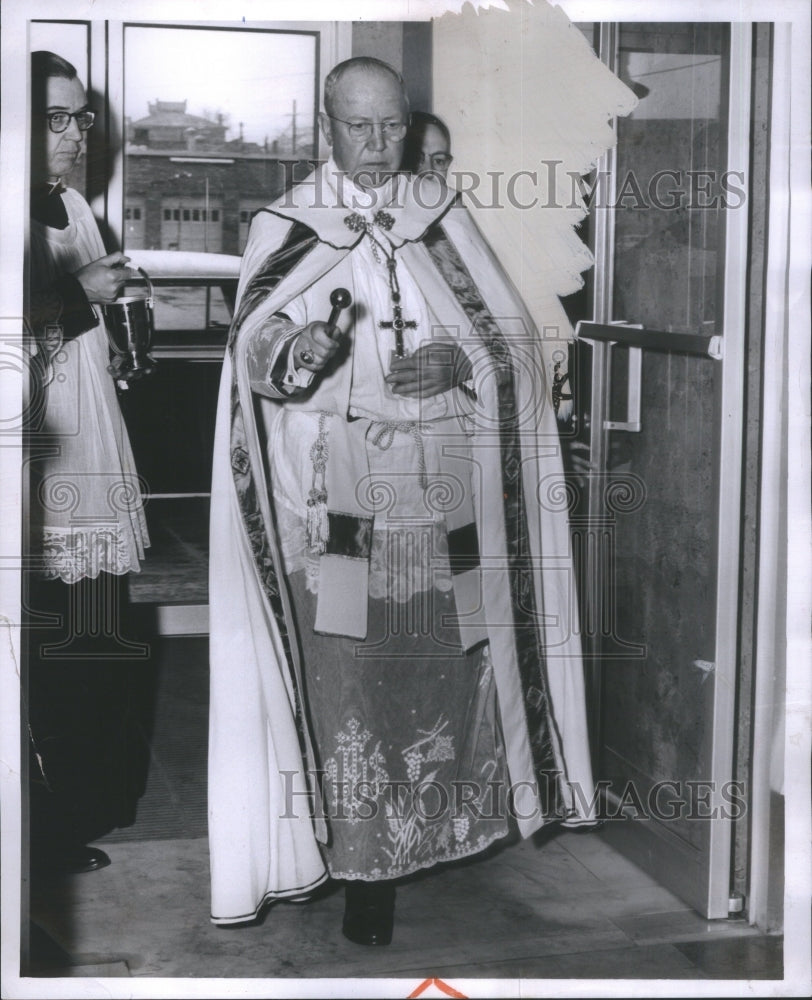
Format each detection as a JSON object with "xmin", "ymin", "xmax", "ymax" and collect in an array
[{"xmin": 208, "ymin": 56, "xmax": 596, "ymax": 945}]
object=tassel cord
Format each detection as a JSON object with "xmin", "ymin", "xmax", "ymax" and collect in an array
[{"xmin": 370, "ymin": 421, "xmax": 428, "ymax": 491}]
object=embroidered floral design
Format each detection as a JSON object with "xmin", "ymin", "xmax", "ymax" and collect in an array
[
  {"xmin": 343, "ymin": 212, "xmax": 366, "ymax": 233},
  {"xmin": 452, "ymin": 814, "xmax": 470, "ymax": 842},
  {"xmin": 376, "ymin": 717, "xmax": 461, "ymax": 868},
  {"xmin": 383, "ymin": 787, "xmax": 433, "ymax": 868},
  {"xmin": 373, "ymin": 210, "xmax": 395, "ymax": 231},
  {"xmin": 402, "ymin": 717, "xmax": 455, "ymax": 781},
  {"xmin": 323, "ymin": 700, "xmax": 510, "ymax": 882},
  {"xmin": 342, "ymin": 209, "xmax": 395, "ymax": 234}
]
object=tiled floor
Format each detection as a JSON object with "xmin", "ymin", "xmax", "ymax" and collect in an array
[
  {"xmin": 128, "ymin": 497, "xmax": 209, "ymax": 605},
  {"xmin": 26, "ymin": 829, "xmax": 783, "ymax": 987},
  {"xmin": 21, "ymin": 636, "xmax": 786, "ymax": 995}
]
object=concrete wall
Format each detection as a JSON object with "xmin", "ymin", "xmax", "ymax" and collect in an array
[{"xmin": 351, "ymin": 21, "xmax": 433, "ymax": 113}]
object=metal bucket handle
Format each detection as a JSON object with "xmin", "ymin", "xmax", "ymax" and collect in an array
[{"xmin": 129, "ymin": 265, "xmax": 154, "ymax": 309}]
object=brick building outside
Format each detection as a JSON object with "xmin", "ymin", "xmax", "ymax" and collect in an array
[{"xmin": 123, "ymin": 99, "xmax": 317, "ymax": 255}]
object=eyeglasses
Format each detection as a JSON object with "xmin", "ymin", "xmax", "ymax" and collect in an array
[
  {"xmin": 328, "ymin": 116, "xmax": 408, "ymax": 143},
  {"xmin": 45, "ymin": 109, "xmax": 96, "ymax": 134},
  {"xmin": 420, "ymin": 153, "xmax": 454, "ymax": 171}
]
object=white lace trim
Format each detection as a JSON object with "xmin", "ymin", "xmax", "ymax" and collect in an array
[
  {"xmin": 274, "ymin": 503, "xmax": 453, "ymax": 602},
  {"xmin": 41, "ymin": 526, "xmax": 145, "ymax": 584}
]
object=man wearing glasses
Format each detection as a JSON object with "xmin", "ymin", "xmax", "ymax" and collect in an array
[
  {"xmin": 25, "ymin": 51, "xmax": 149, "ymax": 877},
  {"xmin": 209, "ymin": 57, "xmax": 595, "ymax": 945},
  {"xmin": 403, "ymin": 110, "xmax": 454, "ymax": 180}
]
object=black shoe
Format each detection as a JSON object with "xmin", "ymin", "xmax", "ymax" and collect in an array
[
  {"xmin": 36, "ymin": 845, "xmax": 112, "ymax": 875},
  {"xmin": 342, "ymin": 881, "xmax": 395, "ymax": 946}
]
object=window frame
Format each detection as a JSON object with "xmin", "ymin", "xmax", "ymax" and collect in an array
[{"xmin": 92, "ymin": 18, "xmax": 350, "ymax": 249}]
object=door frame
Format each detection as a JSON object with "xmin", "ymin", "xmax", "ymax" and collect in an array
[
  {"xmin": 583, "ymin": 20, "xmax": 752, "ymax": 920},
  {"xmin": 747, "ymin": 19, "xmax": 798, "ymax": 935},
  {"xmin": 708, "ymin": 18, "xmax": 751, "ymax": 921}
]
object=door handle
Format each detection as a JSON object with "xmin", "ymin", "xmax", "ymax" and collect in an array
[
  {"xmin": 605, "ymin": 344, "xmax": 642, "ymax": 433},
  {"xmin": 576, "ymin": 321, "xmax": 643, "ymax": 434},
  {"xmin": 575, "ymin": 321, "xmax": 724, "ymax": 435},
  {"xmin": 574, "ymin": 321, "xmax": 724, "ymax": 360}
]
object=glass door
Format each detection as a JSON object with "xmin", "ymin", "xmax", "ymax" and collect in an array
[{"xmin": 576, "ymin": 22, "xmax": 750, "ymax": 919}]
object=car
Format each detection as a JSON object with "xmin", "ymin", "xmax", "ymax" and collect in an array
[
  {"xmin": 114, "ymin": 250, "xmax": 243, "ymax": 608},
  {"xmin": 124, "ymin": 249, "xmax": 242, "ymax": 358}
]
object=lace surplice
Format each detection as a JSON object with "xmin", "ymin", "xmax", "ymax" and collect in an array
[{"xmin": 29, "ymin": 189, "xmax": 149, "ymax": 582}]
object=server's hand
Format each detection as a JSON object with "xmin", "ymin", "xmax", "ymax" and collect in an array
[{"xmin": 74, "ymin": 252, "xmax": 134, "ymax": 303}]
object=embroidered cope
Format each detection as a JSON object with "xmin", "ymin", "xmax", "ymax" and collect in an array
[{"xmin": 207, "ymin": 160, "xmax": 597, "ymax": 922}]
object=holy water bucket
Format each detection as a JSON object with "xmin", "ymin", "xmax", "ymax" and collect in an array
[{"xmin": 104, "ymin": 266, "xmax": 157, "ymax": 382}]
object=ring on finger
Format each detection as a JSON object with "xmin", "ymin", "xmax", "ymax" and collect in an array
[{"xmin": 299, "ymin": 349, "xmax": 315, "ymax": 365}]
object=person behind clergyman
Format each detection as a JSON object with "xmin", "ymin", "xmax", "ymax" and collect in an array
[
  {"xmin": 26, "ymin": 50, "xmax": 150, "ymax": 876},
  {"xmin": 402, "ymin": 109, "xmax": 453, "ymax": 179}
]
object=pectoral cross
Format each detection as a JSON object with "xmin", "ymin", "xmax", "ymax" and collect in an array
[{"xmin": 378, "ymin": 257, "xmax": 416, "ymax": 357}]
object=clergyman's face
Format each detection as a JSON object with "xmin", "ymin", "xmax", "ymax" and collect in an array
[
  {"xmin": 40, "ymin": 75, "xmax": 88, "ymax": 183},
  {"xmin": 417, "ymin": 124, "xmax": 452, "ymax": 179},
  {"xmin": 320, "ymin": 68, "xmax": 408, "ymax": 189}
]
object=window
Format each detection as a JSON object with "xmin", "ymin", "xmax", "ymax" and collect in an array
[
  {"xmin": 151, "ymin": 283, "xmax": 233, "ymax": 334},
  {"xmin": 122, "ymin": 24, "xmax": 319, "ymax": 255},
  {"xmin": 612, "ymin": 23, "xmax": 728, "ymax": 334},
  {"xmin": 159, "ymin": 198, "xmax": 224, "ymax": 252},
  {"xmin": 123, "ymin": 199, "xmax": 147, "ymax": 249}
]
